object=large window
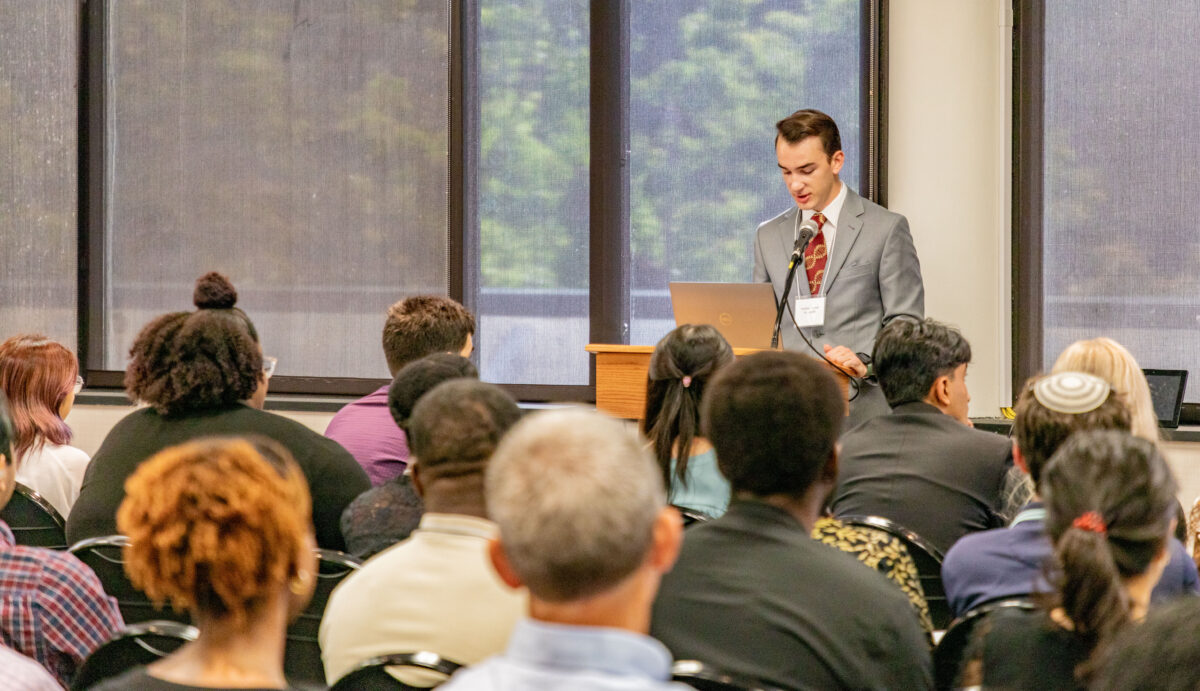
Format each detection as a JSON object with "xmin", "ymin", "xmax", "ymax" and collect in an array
[
  {"xmin": 5, "ymin": 0, "xmax": 880, "ymax": 400},
  {"xmin": 1016, "ymin": 1, "xmax": 1200, "ymax": 385},
  {"xmin": 0, "ymin": 2, "xmax": 79, "ymax": 347}
]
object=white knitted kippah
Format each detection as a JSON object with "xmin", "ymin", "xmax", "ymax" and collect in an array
[{"xmin": 1033, "ymin": 371, "xmax": 1111, "ymax": 414}]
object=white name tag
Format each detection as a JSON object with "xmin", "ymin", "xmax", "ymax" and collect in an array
[{"xmin": 793, "ymin": 296, "xmax": 826, "ymax": 328}]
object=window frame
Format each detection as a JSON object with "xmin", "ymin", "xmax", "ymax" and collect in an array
[{"xmin": 74, "ymin": 0, "xmax": 888, "ymax": 404}]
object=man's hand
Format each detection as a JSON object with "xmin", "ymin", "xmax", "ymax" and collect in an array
[{"xmin": 823, "ymin": 344, "xmax": 868, "ymax": 378}]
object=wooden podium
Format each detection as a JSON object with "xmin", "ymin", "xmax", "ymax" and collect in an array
[{"xmin": 585, "ymin": 343, "xmax": 851, "ymax": 420}]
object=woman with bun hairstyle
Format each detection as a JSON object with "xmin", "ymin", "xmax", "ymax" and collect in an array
[
  {"xmin": 0, "ymin": 334, "xmax": 89, "ymax": 516},
  {"xmin": 642, "ymin": 324, "xmax": 734, "ymax": 517},
  {"xmin": 66, "ymin": 272, "xmax": 369, "ymax": 551},
  {"xmin": 975, "ymin": 430, "xmax": 1177, "ymax": 688},
  {"xmin": 89, "ymin": 437, "xmax": 316, "ymax": 690}
]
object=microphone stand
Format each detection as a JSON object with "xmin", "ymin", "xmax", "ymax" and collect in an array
[{"xmin": 770, "ymin": 244, "xmax": 807, "ymax": 349}]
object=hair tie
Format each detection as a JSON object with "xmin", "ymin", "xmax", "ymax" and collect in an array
[
  {"xmin": 681, "ymin": 376, "xmax": 692, "ymax": 388},
  {"xmin": 1072, "ymin": 511, "xmax": 1107, "ymax": 535}
]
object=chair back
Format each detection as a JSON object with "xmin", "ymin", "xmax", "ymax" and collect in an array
[
  {"xmin": 933, "ymin": 598, "xmax": 1035, "ymax": 690},
  {"xmin": 1, "ymin": 482, "xmax": 67, "ymax": 549},
  {"xmin": 838, "ymin": 515, "xmax": 950, "ymax": 629},
  {"xmin": 68, "ymin": 535, "xmax": 191, "ymax": 626},
  {"xmin": 671, "ymin": 660, "xmax": 786, "ymax": 691},
  {"xmin": 285, "ymin": 548, "xmax": 362, "ymax": 689},
  {"xmin": 330, "ymin": 651, "xmax": 464, "ymax": 690},
  {"xmin": 70, "ymin": 620, "xmax": 198, "ymax": 690},
  {"xmin": 673, "ymin": 506, "xmax": 711, "ymax": 527}
]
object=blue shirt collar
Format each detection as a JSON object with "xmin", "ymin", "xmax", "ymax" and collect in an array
[
  {"xmin": 1010, "ymin": 501, "xmax": 1045, "ymax": 527},
  {"xmin": 505, "ymin": 618, "xmax": 673, "ymax": 680}
]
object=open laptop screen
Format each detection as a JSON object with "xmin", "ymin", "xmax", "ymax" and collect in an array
[{"xmin": 1143, "ymin": 368, "xmax": 1188, "ymax": 428}]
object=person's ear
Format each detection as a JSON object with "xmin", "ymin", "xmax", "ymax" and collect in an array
[
  {"xmin": 410, "ymin": 461, "xmax": 425, "ymax": 498},
  {"xmin": 830, "ymin": 149, "xmax": 845, "ymax": 175},
  {"xmin": 820, "ymin": 443, "xmax": 840, "ymax": 484},
  {"xmin": 929, "ymin": 376, "xmax": 951, "ymax": 407},
  {"xmin": 488, "ymin": 537, "xmax": 524, "ymax": 590},
  {"xmin": 648, "ymin": 507, "xmax": 683, "ymax": 573},
  {"xmin": 1012, "ymin": 442, "xmax": 1029, "ymax": 476}
]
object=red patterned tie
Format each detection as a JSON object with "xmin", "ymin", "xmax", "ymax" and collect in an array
[{"xmin": 804, "ymin": 212, "xmax": 828, "ymax": 295}]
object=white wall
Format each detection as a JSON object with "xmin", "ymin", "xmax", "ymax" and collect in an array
[{"xmin": 888, "ymin": 0, "xmax": 1013, "ymax": 416}]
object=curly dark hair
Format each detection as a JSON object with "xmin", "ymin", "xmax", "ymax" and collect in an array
[{"xmin": 125, "ymin": 273, "xmax": 263, "ymax": 417}]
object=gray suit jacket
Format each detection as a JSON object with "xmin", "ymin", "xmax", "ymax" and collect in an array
[{"xmin": 752, "ymin": 187, "xmax": 924, "ymax": 427}]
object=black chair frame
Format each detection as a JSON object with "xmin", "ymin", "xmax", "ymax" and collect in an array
[
  {"xmin": 1, "ymin": 481, "xmax": 67, "ymax": 549},
  {"xmin": 671, "ymin": 660, "xmax": 787, "ymax": 691},
  {"xmin": 330, "ymin": 651, "xmax": 464, "ymax": 691},
  {"xmin": 933, "ymin": 597, "xmax": 1035, "ymax": 690},
  {"xmin": 71, "ymin": 619, "xmax": 198, "ymax": 690},
  {"xmin": 285, "ymin": 548, "xmax": 362, "ymax": 689},
  {"xmin": 837, "ymin": 514, "xmax": 951, "ymax": 630}
]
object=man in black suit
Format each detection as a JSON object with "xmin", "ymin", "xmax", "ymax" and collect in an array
[
  {"xmin": 830, "ymin": 318, "xmax": 1012, "ymax": 555},
  {"xmin": 651, "ymin": 351, "xmax": 932, "ymax": 690}
]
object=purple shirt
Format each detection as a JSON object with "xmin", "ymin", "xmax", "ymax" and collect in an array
[{"xmin": 325, "ymin": 385, "xmax": 410, "ymax": 485}]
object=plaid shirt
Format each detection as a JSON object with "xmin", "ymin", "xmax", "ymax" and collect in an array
[{"xmin": 0, "ymin": 520, "xmax": 123, "ymax": 685}]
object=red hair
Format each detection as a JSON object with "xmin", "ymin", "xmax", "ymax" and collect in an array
[{"xmin": 0, "ymin": 334, "xmax": 76, "ymax": 463}]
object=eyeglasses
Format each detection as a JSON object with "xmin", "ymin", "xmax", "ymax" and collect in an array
[
  {"xmin": 263, "ymin": 356, "xmax": 278, "ymax": 378},
  {"xmin": 74, "ymin": 375, "xmax": 84, "ymax": 394}
]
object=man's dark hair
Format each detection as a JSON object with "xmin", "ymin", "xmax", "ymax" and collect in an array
[
  {"xmin": 387, "ymin": 353, "xmax": 479, "ymax": 432},
  {"xmin": 0, "ymin": 394, "xmax": 14, "ymax": 465},
  {"xmin": 408, "ymin": 379, "xmax": 521, "ymax": 484},
  {"xmin": 1095, "ymin": 596, "xmax": 1200, "ymax": 691},
  {"xmin": 382, "ymin": 295, "xmax": 476, "ymax": 376},
  {"xmin": 125, "ymin": 273, "xmax": 263, "ymax": 417},
  {"xmin": 701, "ymin": 351, "xmax": 843, "ymax": 496},
  {"xmin": 775, "ymin": 108, "xmax": 842, "ymax": 158},
  {"xmin": 1012, "ymin": 376, "xmax": 1130, "ymax": 485},
  {"xmin": 872, "ymin": 318, "xmax": 972, "ymax": 407}
]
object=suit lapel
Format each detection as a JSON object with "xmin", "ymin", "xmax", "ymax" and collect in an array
[
  {"xmin": 777, "ymin": 207, "xmax": 801, "ymax": 297},
  {"xmin": 823, "ymin": 188, "xmax": 863, "ymax": 292}
]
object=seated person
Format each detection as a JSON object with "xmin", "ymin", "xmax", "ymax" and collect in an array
[
  {"xmin": 440, "ymin": 409, "xmax": 685, "ymax": 691},
  {"xmin": 65, "ymin": 272, "xmax": 369, "ymax": 552},
  {"xmin": 0, "ymin": 395, "xmax": 123, "ymax": 686},
  {"xmin": 1094, "ymin": 596, "xmax": 1200, "ymax": 690},
  {"xmin": 942, "ymin": 372, "xmax": 1198, "ymax": 618},
  {"xmin": 0, "ymin": 334, "xmax": 90, "ymax": 517},
  {"xmin": 324, "ymin": 295, "xmax": 475, "ymax": 485},
  {"xmin": 971, "ymin": 431, "xmax": 1176, "ymax": 688},
  {"xmin": 642, "ymin": 324, "xmax": 734, "ymax": 518},
  {"xmin": 0, "ymin": 643, "xmax": 61, "ymax": 691},
  {"xmin": 650, "ymin": 351, "xmax": 932, "ymax": 690},
  {"xmin": 339, "ymin": 353, "xmax": 478, "ymax": 558},
  {"xmin": 830, "ymin": 318, "xmax": 1012, "ymax": 554},
  {"xmin": 91, "ymin": 437, "xmax": 318, "ymax": 690},
  {"xmin": 320, "ymin": 380, "xmax": 526, "ymax": 686}
]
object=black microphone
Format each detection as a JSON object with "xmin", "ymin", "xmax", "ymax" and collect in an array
[
  {"xmin": 771, "ymin": 217, "xmax": 822, "ymax": 349},
  {"xmin": 791, "ymin": 217, "xmax": 820, "ymax": 260}
]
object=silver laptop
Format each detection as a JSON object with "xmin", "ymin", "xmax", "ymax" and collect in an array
[{"xmin": 668, "ymin": 282, "xmax": 779, "ymax": 349}]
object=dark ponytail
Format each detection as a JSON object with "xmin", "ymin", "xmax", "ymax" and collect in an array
[
  {"xmin": 1041, "ymin": 430, "xmax": 1176, "ymax": 682},
  {"xmin": 642, "ymin": 325, "xmax": 733, "ymax": 489}
]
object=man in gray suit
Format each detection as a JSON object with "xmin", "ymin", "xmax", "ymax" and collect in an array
[{"xmin": 753, "ymin": 109, "xmax": 923, "ymax": 427}]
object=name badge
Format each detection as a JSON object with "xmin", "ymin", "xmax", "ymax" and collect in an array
[{"xmin": 793, "ymin": 296, "xmax": 826, "ymax": 328}]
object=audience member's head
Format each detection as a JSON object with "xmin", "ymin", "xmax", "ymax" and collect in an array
[
  {"xmin": 0, "ymin": 334, "xmax": 77, "ymax": 462},
  {"xmin": 1052, "ymin": 337, "xmax": 1159, "ymax": 444},
  {"xmin": 1094, "ymin": 596, "xmax": 1200, "ymax": 691},
  {"xmin": 485, "ymin": 408, "xmax": 680, "ymax": 622},
  {"xmin": 387, "ymin": 353, "xmax": 479, "ymax": 433},
  {"xmin": 382, "ymin": 296, "xmax": 475, "ymax": 376},
  {"xmin": 0, "ymin": 395, "xmax": 17, "ymax": 509},
  {"xmin": 1012, "ymin": 371, "xmax": 1130, "ymax": 487},
  {"xmin": 642, "ymin": 324, "xmax": 734, "ymax": 488},
  {"xmin": 117, "ymin": 436, "xmax": 316, "ymax": 630},
  {"xmin": 702, "ymin": 351, "xmax": 843, "ymax": 503},
  {"xmin": 407, "ymin": 379, "xmax": 521, "ymax": 516},
  {"xmin": 125, "ymin": 272, "xmax": 268, "ymax": 416},
  {"xmin": 1040, "ymin": 430, "xmax": 1176, "ymax": 681},
  {"xmin": 872, "ymin": 317, "xmax": 971, "ymax": 420}
]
